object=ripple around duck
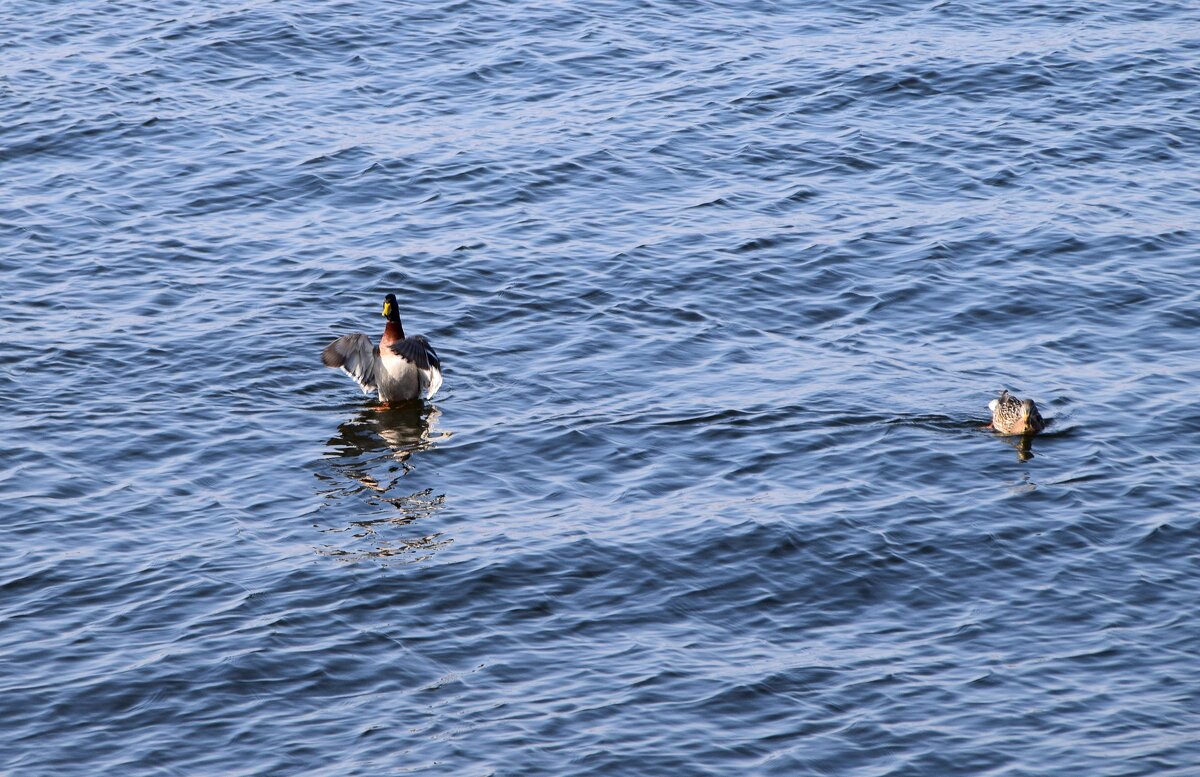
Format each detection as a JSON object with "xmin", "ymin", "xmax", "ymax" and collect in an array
[{"xmin": 3, "ymin": 0, "xmax": 1200, "ymax": 773}]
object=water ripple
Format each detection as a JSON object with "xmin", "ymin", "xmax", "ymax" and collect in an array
[{"xmin": 2, "ymin": 0, "xmax": 1199, "ymax": 773}]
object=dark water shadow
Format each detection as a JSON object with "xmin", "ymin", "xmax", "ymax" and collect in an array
[
  {"xmin": 881, "ymin": 412, "xmax": 978, "ymax": 434},
  {"xmin": 315, "ymin": 401, "xmax": 451, "ymax": 563}
]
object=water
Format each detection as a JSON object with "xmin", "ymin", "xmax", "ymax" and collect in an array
[{"xmin": 3, "ymin": 0, "xmax": 1198, "ymax": 773}]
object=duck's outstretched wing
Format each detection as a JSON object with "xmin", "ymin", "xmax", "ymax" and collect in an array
[
  {"xmin": 389, "ymin": 335, "xmax": 443, "ymax": 399},
  {"xmin": 322, "ymin": 333, "xmax": 379, "ymax": 395}
]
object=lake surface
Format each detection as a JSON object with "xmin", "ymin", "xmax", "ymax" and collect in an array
[{"xmin": 2, "ymin": 0, "xmax": 1198, "ymax": 773}]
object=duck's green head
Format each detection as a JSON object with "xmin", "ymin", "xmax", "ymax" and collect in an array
[{"xmin": 381, "ymin": 293, "xmax": 400, "ymax": 322}]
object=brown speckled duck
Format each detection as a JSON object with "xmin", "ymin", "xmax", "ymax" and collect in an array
[
  {"xmin": 322, "ymin": 294, "xmax": 442, "ymax": 404},
  {"xmin": 987, "ymin": 390, "xmax": 1045, "ymax": 435}
]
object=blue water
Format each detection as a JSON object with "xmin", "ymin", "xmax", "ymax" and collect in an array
[{"xmin": 3, "ymin": 0, "xmax": 1199, "ymax": 773}]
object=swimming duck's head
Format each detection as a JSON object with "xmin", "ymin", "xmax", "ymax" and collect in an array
[{"xmin": 381, "ymin": 293, "xmax": 400, "ymax": 322}]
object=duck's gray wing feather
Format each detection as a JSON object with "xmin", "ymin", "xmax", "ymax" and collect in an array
[
  {"xmin": 322, "ymin": 333, "xmax": 379, "ymax": 395},
  {"xmin": 389, "ymin": 335, "xmax": 443, "ymax": 399}
]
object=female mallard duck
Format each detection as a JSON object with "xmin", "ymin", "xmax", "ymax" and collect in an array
[
  {"xmin": 987, "ymin": 390, "xmax": 1045, "ymax": 435},
  {"xmin": 322, "ymin": 293, "xmax": 442, "ymax": 403}
]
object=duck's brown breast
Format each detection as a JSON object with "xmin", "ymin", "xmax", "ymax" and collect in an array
[{"xmin": 380, "ymin": 321, "xmax": 404, "ymax": 347}]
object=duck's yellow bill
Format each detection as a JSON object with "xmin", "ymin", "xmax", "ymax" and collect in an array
[{"xmin": 382, "ymin": 302, "xmax": 392, "ymax": 318}]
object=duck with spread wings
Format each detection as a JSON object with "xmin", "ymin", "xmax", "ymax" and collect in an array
[{"xmin": 322, "ymin": 293, "xmax": 442, "ymax": 404}]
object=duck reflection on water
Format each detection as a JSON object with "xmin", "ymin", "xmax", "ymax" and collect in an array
[
  {"xmin": 328, "ymin": 401, "xmax": 446, "ymax": 465},
  {"xmin": 1008, "ymin": 433, "xmax": 1036, "ymax": 462},
  {"xmin": 317, "ymin": 400, "xmax": 451, "ymax": 562}
]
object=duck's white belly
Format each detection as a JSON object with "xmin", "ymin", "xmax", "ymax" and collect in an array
[{"xmin": 377, "ymin": 349, "xmax": 420, "ymax": 402}]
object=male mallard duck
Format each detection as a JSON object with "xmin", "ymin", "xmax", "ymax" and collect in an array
[
  {"xmin": 322, "ymin": 293, "xmax": 442, "ymax": 403},
  {"xmin": 987, "ymin": 390, "xmax": 1045, "ymax": 435}
]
